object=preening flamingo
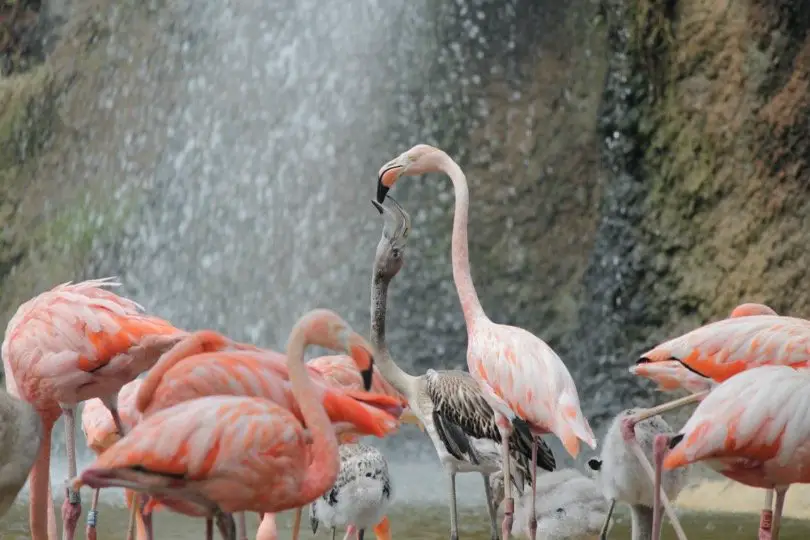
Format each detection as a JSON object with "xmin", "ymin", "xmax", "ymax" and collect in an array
[
  {"xmin": 309, "ymin": 443, "xmax": 393, "ymax": 540},
  {"xmin": 0, "ymin": 387, "xmax": 42, "ymax": 518},
  {"xmin": 81, "ymin": 378, "xmax": 148, "ymax": 540},
  {"xmin": 1, "ymin": 277, "xmax": 187, "ymax": 540},
  {"xmin": 653, "ymin": 365, "xmax": 810, "ymax": 540},
  {"xmin": 376, "ymin": 144, "xmax": 595, "ymax": 540},
  {"xmin": 627, "ymin": 302, "xmax": 787, "ymax": 533},
  {"xmin": 586, "ymin": 410, "xmax": 689, "ymax": 540},
  {"xmin": 490, "ymin": 468, "xmax": 611, "ymax": 540},
  {"xmin": 368, "ymin": 197, "xmax": 556, "ymax": 540},
  {"xmin": 72, "ymin": 309, "xmax": 402, "ymax": 539}
]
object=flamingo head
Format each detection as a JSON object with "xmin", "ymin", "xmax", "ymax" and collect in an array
[
  {"xmin": 370, "ymin": 196, "xmax": 411, "ymax": 281},
  {"xmin": 376, "ymin": 143, "xmax": 440, "ymax": 202}
]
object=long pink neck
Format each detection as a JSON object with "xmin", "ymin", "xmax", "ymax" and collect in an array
[
  {"xmin": 285, "ymin": 318, "xmax": 340, "ymax": 504},
  {"xmin": 434, "ymin": 151, "xmax": 486, "ymax": 327}
]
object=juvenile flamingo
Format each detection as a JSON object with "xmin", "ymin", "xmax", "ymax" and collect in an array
[
  {"xmin": 368, "ymin": 197, "xmax": 556, "ymax": 540},
  {"xmin": 81, "ymin": 378, "xmax": 148, "ymax": 540},
  {"xmin": 376, "ymin": 144, "xmax": 595, "ymax": 540},
  {"xmin": 71, "ymin": 309, "xmax": 402, "ymax": 540},
  {"xmin": 133, "ymin": 329, "xmax": 404, "ymax": 539},
  {"xmin": 309, "ymin": 443, "xmax": 393, "ymax": 540},
  {"xmin": 586, "ymin": 410, "xmax": 689, "ymax": 540},
  {"xmin": 2, "ymin": 277, "xmax": 186, "ymax": 540},
  {"xmin": 627, "ymin": 303, "xmax": 786, "ymax": 532},
  {"xmin": 653, "ymin": 365, "xmax": 810, "ymax": 540},
  {"xmin": 0, "ymin": 387, "xmax": 42, "ymax": 518}
]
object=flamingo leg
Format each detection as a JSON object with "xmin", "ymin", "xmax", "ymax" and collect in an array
[
  {"xmin": 357, "ymin": 529, "xmax": 365, "ymax": 540},
  {"xmin": 343, "ymin": 525, "xmax": 356, "ymax": 540},
  {"xmin": 236, "ymin": 512, "xmax": 248, "ymax": 540},
  {"xmin": 216, "ymin": 511, "xmax": 236, "ymax": 540},
  {"xmin": 758, "ymin": 489, "xmax": 775, "ymax": 540},
  {"xmin": 528, "ymin": 439, "xmax": 538, "ymax": 540},
  {"xmin": 372, "ymin": 516, "xmax": 391, "ymax": 540},
  {"xmin": 447, "ymin": 470, "xmax": 459, "ymax": 540},
  {"xmin": 498, "ymin": 421, "xmax": 514, "ymax": 540},
  {"xmin": 291, "ymin": 506, "xmax": 303, "ymax": 540},
  {"xmin": 771, "ymin": 487, "xmax": 788, "ymax": 540},
  {"xmin": 482, "ymin": 473, "xmax": 500, "ymax": 540},
  {"xmin": 125, "ymin": 493, "xmax": 138, "ymax": 540},
  {"xmin": 139, "ymin": 494, "xmax": 154, "ymax": 540},
  {"xmin": 633, "ymin": 433, "xmax": 686, "ymax": 540},
  {"xmin": 598, "ymin": 499, "xmax": 616, "ymax": 540},
  {"xmin": 86, "ymin": 488, "xmax": 101, "ymax": 540},
  {"xmin": 61, "ymin": 405, "xmax": 81, "ymax": 540},
  {"xmin": 651, "ymin": 435, "xmax": 667, "ymax": 540},
  {"xmin": 206, "ymin": 518, "xmax": 214, "ymax": 540}
]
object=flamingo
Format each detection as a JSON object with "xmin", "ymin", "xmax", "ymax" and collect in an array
[
  {"xmin": 1, "ymin": 277, "xmax": 187, "ymax": 540},
  {"xmin": 368, "ymin": 197, "xmax": 556, "ymax": 540},
  {"xmin": 0, "ymin": 387, "xmax": 42, "ymax": 518},
  {"xmin": 652, "ymin": 365, "xmax": 810, "ymax": 540},
  {"xmin": 71, "ymin": 309, "xmax": 403, "ymax": 539},
  {"xmin": 80, "ymin": 378, "xmax": 149, "ymax": 540},
  {"xmin": 585, "ymin": 410, "xmax": 689, "ymax": 540},
  {"xmin": 490, "ymin": 468, "xmax": 611, "ymax": 540},
  {"xmin": 309, "ymin": 443, "xmax": 393, "ymax": 540},
  {"xmin": 375, "ymin": 144, "xmax": 595, "ymax": 540},
  {"xmin": 132, "ymin": 328, "xmax": 404, "ymax": 539},
  {"xmin": 626, "ymin": 302, "xmax": 789, "ymax": 533}
]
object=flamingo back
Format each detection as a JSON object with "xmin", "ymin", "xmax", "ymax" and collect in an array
[
  {"xmin": 664, "ymin": 365, "xmax": 810, "ymax": 482},
  {"xmin": 78, "ymin": 395, "xmax": 322, "ymax": 512},
  {"xmin": 2, "ymin": 278, "xmax": 186, "ymax": 408},
  {"xmin": 640, "ymin": 315, "xmax": 810, "ymax": 383},
  {"xmin": 82, "ymin": 378, "xmax": 144, "ymax": 453},
  {"xmin": 469, "ymin": 322, "xmax": 595, "ymax": 458}
]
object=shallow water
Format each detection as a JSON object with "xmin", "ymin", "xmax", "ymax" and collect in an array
[{"xmin": 4, "ymin": 501, "xmax": 810, "ymax": 539}]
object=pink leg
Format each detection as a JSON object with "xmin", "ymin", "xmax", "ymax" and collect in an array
[
  {"xmin": 621, "ymin": 426, "xmax": 688, "ymax": 540},
  {"xmin": 651, "ymin": 435, "xmax": 668, "ymax": 540},
  {"xmin": 528, "ymin": 439, "xmax": 538, "ymax": 540},
  {"xmin": 86, "ymin": 488, "xmax": 100, "ymax": 540},
  {"xmin": 771, "ymin": 487, "xmax": 787, "ymax": 540},
  {"xmin": 342, "ymin": 525, "xmax": 356, "ymax": 540},
  {"xmin": 61, "ymin": 405, "xmax": 81, "ymax": 540},
  {"xmin": 236, "ymin": 512, "xmax": 248, "ymax": 540},
  {"xmin": 758, "ymin": 490, "xmax": 775, "ymax": 540},
  {"xmin": 140, "ymin": 495, "xmax": 154, "ymax": 540},
  {"xmin": 498, "ymin": 419, "xmax": 514, "ymax": 540}
]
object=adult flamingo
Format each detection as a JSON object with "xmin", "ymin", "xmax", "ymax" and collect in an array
[
  {"xmin": 71, "ymin": 309, "xmax": 402, "ymax": 540},
  {"xmin": 2, "ymin": 277, "xmax": 187, "ymax": 540},
  {"xmin": 652, "ymin": 365, "xmax": 810, "ymax": 540},
  {"xmin": 376, "ymin": 144, "xmax": 596, "ymax": 540},
  {"xmin": 133, "ymin": 328, "xmax": 404, "ymax": 540}
]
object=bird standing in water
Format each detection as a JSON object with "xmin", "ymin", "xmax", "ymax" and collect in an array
[
  {"xmin": 654, "ymin": 365, "xmax": 810, "ymax": 540},
  {"xmin": 2, "ymin": 277, "xmax": 187, "ymax": 540},
  {"xmin": 376, "ymin": 144, "xmax": 595, "ymax": 540},
  {"xmin": 310, "ymin": 443, "xmax": 393, "ymax": 540}
]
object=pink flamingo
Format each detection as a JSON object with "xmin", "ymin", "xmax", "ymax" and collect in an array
[
  {"xmin": 2, "ymin": 277, "xmax": 187, "ymax": 540},
  {"xmin": 71, "ymin": 309, "xmax": 401, "ymax": 540},
  {"xmin": 376, "ymin": 144, "xmax": 596, "ymax": 540},
  {"xmin": 651, "ymin": 365, "xmax": 810, "ymax": 540},
  {"xmin": 626, "ymin": 303, "xmax": 792, "ymax": 534},
  {"xmin": 81, "ymin": 378, "xmax": 152, "ymax": 540}
]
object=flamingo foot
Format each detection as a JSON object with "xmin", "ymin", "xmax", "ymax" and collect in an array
[
  {"xmin": 62, "ymin": 488, "xmax": 82, "ymax": 540},
  {"xmin": 501, "ymin": 497, "xmax": 514, "ymax": 540},
  {"xmin": 758, "ymin": 509, "xmax": 773, "ymax": 540},
  {"xmin": 85, "ymin": 509, "xmax": 98, "ymax": 540}
]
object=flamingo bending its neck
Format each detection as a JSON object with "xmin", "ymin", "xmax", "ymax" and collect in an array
[
  {"xmin": 375, "ymin": 144, "xmax": 595, "ymax": 540},
  {"xmin": 71, "ymin": 309, "xmax": 401, "ymax": 539}
]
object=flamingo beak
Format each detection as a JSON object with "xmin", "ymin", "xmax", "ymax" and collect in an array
[
  {"xmin": 361, "ymin": 365, "xmax": 373, "ymax": 391},
  {"xmin": 376, "ymin": 165, "xmax": 402, "ymax": 203}
]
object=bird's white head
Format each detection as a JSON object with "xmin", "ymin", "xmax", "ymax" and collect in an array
[{"xmin": 376, "ymin": 144, "xmax": 442, "ymax": 203}]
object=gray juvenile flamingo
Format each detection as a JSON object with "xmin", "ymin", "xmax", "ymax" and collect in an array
[
  {"xmin": 369, "ymin": 197, "xmax": 555, "ymax": 540},
  {"xmin": 0, "ymin": 387, "xmax": 42, "ymax": 518}
]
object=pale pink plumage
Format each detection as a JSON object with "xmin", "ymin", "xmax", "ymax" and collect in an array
[
  {"xmin": 308, "ymin": 354, "xmax": 405, "ymax": 401},
  {"xmin": 82, "ymin": 378, "xmax": 143, "ymax": 454}
]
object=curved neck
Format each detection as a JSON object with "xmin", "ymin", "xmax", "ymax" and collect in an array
[
  {"xmin": 434, "ymin": 151, "xmax": 486, "ymax": 326},
  {"xmin": 370, "ymin": 273, "xmax": 418, "ymax": 396},
  {"xmin": 630, "ymin": 504, "xmax": 655, "ymax": 540},
  {"xmin": 286, "ymin": 324, "xmax": 340, "ymax": 502}
]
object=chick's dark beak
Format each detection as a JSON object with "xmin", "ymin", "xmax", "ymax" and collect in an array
[{"xmin": 361, "ymin": 362, "xmax": 374, "ymax": 391}]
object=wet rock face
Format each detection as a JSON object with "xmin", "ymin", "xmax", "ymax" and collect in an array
[{"xmin": 575, "ymin": 0, "xmax": 810, "ymax": 426}]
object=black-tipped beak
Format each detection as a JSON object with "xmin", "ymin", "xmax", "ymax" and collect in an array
[
  {"xmin": 668, "ymin": 433, "xmax": 684, "ymax": 449},
  {"xmin": 361, "ymin": 362, "xmax": 374, "ymax": 391},
  {"xmin": 371, "ymin": 199, "xmax": 384, "ymax": 214},
  {"xmin": 636, "ymin": 356, "xmax": 651, "ymax": 365},
  {"xmin": 376, "ymin": 182, "xmax": 390, "ymax": 204}
]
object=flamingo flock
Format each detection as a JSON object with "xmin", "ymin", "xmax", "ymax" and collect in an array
[{"xmin": 0, "ymin": 143, "xmax": 807, "ymax": 540}]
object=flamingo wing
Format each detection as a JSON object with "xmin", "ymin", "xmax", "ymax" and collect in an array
[
  {"xmin": 639, "ymin": 315, "xmax": 810, "ymax": 383},
  {"xmin": 665, "ymin": 365, "xmax": 810, "ymax": 470}
]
